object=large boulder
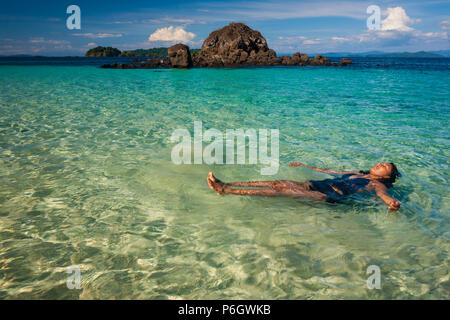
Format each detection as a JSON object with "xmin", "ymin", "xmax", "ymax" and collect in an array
[
  {"xmin": 279, "ymin": 52, "xmax": 312, "ymax": 66},
  {"xmin": 291, "ymin": 52, "xmax": 301, "ymax": 64},
  {"xmin": 280, "ymin": 55, "xmax": 293, "ymax": 66},
  {"xmin": 292, "ymin": 52, "xmax": 311, "ymax": 66},
  {"xmin": 310, "ymin": 54, "xmax": 331, "ymax": 66},
  {"xmin": 168, "ymin": 43, "xmax": 193, "ymax": 68},
  {"xmin": 194, "ymin": 22, "xmax": 275, "ymax": 67},
  {"xmin": 202, "ymin": 22, "xmax": 268, "ymax": 53},
  {"xmin": 299, "ymin": 53, "xmax": 310, "ymax": 65}
]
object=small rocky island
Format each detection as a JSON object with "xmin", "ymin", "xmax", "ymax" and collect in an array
[{"xmin": 100, "ymin": 23, "xmax": 352, "ymax": 69}]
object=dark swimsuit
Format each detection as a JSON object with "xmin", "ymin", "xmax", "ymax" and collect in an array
[{"xmin": 309, "ymin": 174, "xmax": 370, "ymax": 202}]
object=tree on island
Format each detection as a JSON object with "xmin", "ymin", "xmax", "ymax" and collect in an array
[
  {"xmin": 85, "ymin": 46, "xmax": 121, "ymax": 57},
  {"xmin": 120, "ymin": 48, "xmax": 169, "ymax": 57}
]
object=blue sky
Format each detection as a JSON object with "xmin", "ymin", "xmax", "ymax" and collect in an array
[{"xmin": 0, "ymin": 0, "xmax": 449, "ymax": 55}]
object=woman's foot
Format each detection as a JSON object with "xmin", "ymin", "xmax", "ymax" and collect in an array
[{"xmin": 207, "ymin": 172, "xmax": 225, "ymax": 195}]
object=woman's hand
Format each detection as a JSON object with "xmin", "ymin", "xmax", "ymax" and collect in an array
[
  {"xmin": 388, "ymin": 199, "xmax": 401, "ymax": 211},
  {"xmin": 289, "ymin": 162, "xmax": 305, "ymax": 167}
]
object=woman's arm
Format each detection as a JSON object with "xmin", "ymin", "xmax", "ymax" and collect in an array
[
  {"xmin": 288, "ymin": 162, "xmax": 360, "ymax": 175},
  {"xmin": 370, "ymin": 182, "xmax": 401, "ymax": 211}
]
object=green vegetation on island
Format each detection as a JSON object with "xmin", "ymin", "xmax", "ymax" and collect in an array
[
  {"xmin": 120, "ymin": 48, "xmax": 167, "ymax": 57},
  {"xmin": 85, "ymin": 46, "xmax": 121, "ymax": 57},
  {"xmin": 85, "ymin": 46, "xmax": 201, "ymax": 58}
]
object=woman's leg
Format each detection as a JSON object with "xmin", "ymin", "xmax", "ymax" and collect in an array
[
  {"xmin": 221, "ymin": 187, "xmax": 289, "ymax": 197},
  {"xmin": 207, "ymin": 172, "xmax": 328, "ymax": 201},
  {"xmin": 211, "ymin": 174, "xmax": 299, "ymax": 189},
  {"xmin": 225, "ymin": 181, "xmax": 279, "ymax": 188}
]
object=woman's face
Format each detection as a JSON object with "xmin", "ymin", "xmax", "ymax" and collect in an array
[{"xmin": 370, "ymin": 162, "xmax": 393, "ymax": 177}]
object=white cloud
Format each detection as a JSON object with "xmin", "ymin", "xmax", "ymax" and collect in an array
[
  {"xmin": 342, "ymin": 6, "xmax": 447, "ymax": 50},
  {"xmin": 270, "ymin": 35, "xmax": 325, "ymax": 52},
  {"xmin": 352, "ymin": 29, "xmax": 447, "ymax": 51},
  {"xmin": 270, "ymin": 6, "xmax": 446, "ymax": 53},
  {"xmin": 26, "ymin": 38, "xmax": 73, "ymax": 52},
  {"xmin": 381, "ymin": 7, "xmax": 418, "ymax": 32},
  {"xmin": 278, "ymin": 36, "xmax": 306, "ymax": 41},
  {"xmin": 148, "ymin": 26, "xmax": 196, "ymax": 43},
  {"xmin": 331, "ymin": 36, "xmax": 350, "ymax": 42},
  {"xmin": 303, "ymin": 39, "xmax": 320, "ymax": 45},
  {"xmin": 111, "ymin": 21, "xmax": 133, "ymax": 25},
  {"xmin": 29, "ymin": 38, "xmax": 45, "ymax": 43},
  {"xmin": 72, "ymin": 33, "xmax": 123, "ymax": 39},
  {"xmin": 255, "ymin": 4, "xmax": 449, "ymax": 54},
  {"xmin": 87, "ymin": 42, "xmax": 97, "ymax": 47},
  {"xmin": 439, "ymin": 20, "xmax": 450, "ymax": 31},
  {"xmin": 29, "ymin": 38, "xmax": 69, "ymax": 45}
]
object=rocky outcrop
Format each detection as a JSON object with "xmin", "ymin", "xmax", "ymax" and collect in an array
[
  {"xmin": 168, "ymin": 44, "xmax": 192, "ymax": 68},
  {"xmin": 100, "ymin": 23, "xmax": 352, "ymax": 69},
  {"xmin": 193, "ymin": 22, "xmax": 280, "ymax": 67},
  {"xmin": 278, "ymin": 52, "xmax": 311, "ymax": 66},
  {"xmin": 338, "ymin": 58, "xmax": 352, "ymax": 66},
  {"xmin": 309, "ymin": 55, "xmax": 331, "ymax": 66},
  {"xmin": 100, "ymin": 57, "xmax": 171, "ymax": 69},
  {"xmin": 140, "ymin": 57, "xmax": 171, "ymax": 68},
  {"xmin": 191, "ymin": 22, "xmax": 350, "ymax": 68},
  {"xmin": 100, "ymin": 63, "xmax": 135, "ymax": 69}
]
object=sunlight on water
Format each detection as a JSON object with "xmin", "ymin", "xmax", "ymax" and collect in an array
[{"xmin": 0, "ymin": 65, "xmax": 448, "ymax": 299}]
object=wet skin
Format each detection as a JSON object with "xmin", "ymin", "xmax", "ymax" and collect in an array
[{"xmin": 207, "ymin": 162, "xmax": 401, "ymax": 211}]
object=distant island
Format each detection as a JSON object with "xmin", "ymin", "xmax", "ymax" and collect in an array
[
  {"xmin": 365, "ymin": 51, "xmax": 444, "ymax": 58},
  {"xmin": 96, "ymin": 22, "xmax": 353, "ymax": 69},
  {"xmin": 318, "ymin": 51, "xmax": 447, "ymax": 58},
  {"xmin": 85, "ymin": 46, "xmax": 200, "ymax": 57},
  {"xmin": 83, "ymin": 22, "xmax": 449, "ymax": 70},
  {"xmin": 85, "ymin": 46, "xmax": 121, "ymax": 57}
]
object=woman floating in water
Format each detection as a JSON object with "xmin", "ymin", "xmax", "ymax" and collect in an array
[{"xmin": 207, "ymin": 162, "xmax": 401, "ymax": 211}]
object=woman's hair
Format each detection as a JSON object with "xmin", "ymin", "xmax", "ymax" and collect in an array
[{"xmin": 389, "ymin": 162, "xmax": 400, "ymax": 181}]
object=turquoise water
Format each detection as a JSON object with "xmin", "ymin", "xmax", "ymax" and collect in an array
[{"xmin": 0, "ymin": 64, "xmax": 449, "ymax": 299}]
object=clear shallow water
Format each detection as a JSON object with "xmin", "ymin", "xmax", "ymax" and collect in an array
[{"xmin": 0, "ymin": 61, "xmax": 449, "ymax": 299}]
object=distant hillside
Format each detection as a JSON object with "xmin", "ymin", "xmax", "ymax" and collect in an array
[
  {"xmin": 0, "ymin": 54, "xmax": 34, "ymax": 58},
  {"xmin": 429, "ymin": 50, "xmax": 450, "ymax": 57},
  {"xmin": 85, "ymin": 46, "xmax": 121, "ymax": 57},
  {"xmin": 312, "ymin": 51, "xmax": 446, "ymax": 58},
  {"xmin": 307, "ymin": 51, "xmax": 383, "ymax": 57},
  {"xmin": 365, "ymin": 51, "xmax": 444, "ymax": 58}
]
